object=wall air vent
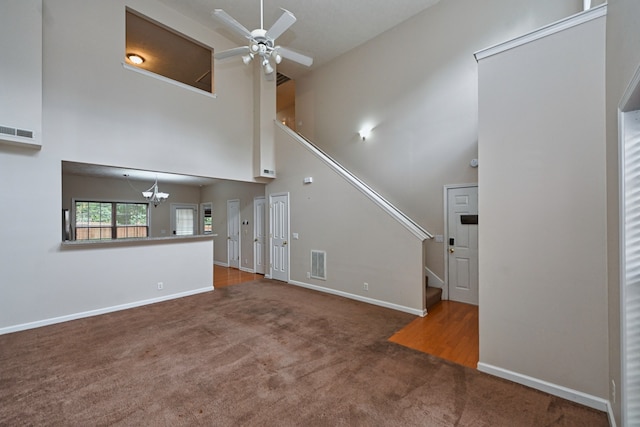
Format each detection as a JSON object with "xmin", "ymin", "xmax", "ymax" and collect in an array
[
  {"xmin": 311, "ymin": 250, "xmax": 326, "ymax": 280},
  {"xmin": 0, "ymin": 125, "xmax": 34, "ymax": 139}
]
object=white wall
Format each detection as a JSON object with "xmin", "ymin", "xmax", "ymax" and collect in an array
[
  {"xmin": 295, "ymin": 0, "xmax": 582, "ymax": 281},
  {"xmin": 605, "ymin": 1, "xmax": 640, "ymax": 424},
  {"xmin": 267, "ymin": 125, "xmax": 426, "ymax": 315},
  {"xmin": 477, "ymin": 12, "xmax": 607, "ymax": 402},
  {"xmin": 0, "ymin": 0, "xmax": 256, "ymax": 331}
]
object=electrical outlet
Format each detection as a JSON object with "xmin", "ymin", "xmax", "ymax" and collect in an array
[
  {"xmin": 157, "ymin": 282, "xmax": 163, "ymax": 290},
  {"xmin": 363, "ymin": 282, "xmax": 369, "ymax": 291}
]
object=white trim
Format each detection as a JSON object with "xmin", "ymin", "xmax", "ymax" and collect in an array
[
  {"xmin": 477, "ymin": 363, "xmax": 609, "ymax": 412},
  {"xmin": 214, "ymin": 260, "xmax": 229, "ymax": 267},
  {"xmin": 277, "ymin": 122, "xmax": 432, "ymax": 241},
  {"xmin": 240, "ymin": 266, "xmax": 255, "ymax": 273},
  {"xmin": 618, "ymin": 60, "xmax": 640, "ymax": 427},
  {"xmin": 474, "ymin": 4, "xmax": 607, "ymax": 61},
  {"xmin": 0, "ymin": 133, "xmax": 41, "ymax": 149},
  {"xmin": 122, "ymin": 63, "xmax": 217, "ymax": 98},
  {"xmin": 607, "ymin": 400, "xmax": 618, "ymax": 427},
  {"xmin": 226, "ymin": 199, "xmax": 241, "ymax": 269},
  {"xmin": 443, "ymin": 184, "xmax": 478, "ymax": 303},
  {"xmin": 288, "ymin": 279, "xmax": 426, "ymax": 317},
  {"xmin": 253, "ymin": 196, "xmax": 266, "ymax": 275},
  {"xmin": 0, "ymin": 287, "xmax": 212, "ymax": 336}
]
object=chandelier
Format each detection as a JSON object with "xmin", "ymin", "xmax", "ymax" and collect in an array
[{"xmin": 142, "ymin": 178, "xmax": 169, "ymax": 207}]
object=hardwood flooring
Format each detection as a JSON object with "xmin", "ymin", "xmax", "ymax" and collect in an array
[
  {"xmin": 389, "ymin": 301, "xmax": 479, "ymax": 369},
  {"xmin": 213, "ymin": 266, "xmax": 479, "ymax": 369},
  {"xmin": 214, "ymin": 264, "xmax": 261, "ymax": 288}
]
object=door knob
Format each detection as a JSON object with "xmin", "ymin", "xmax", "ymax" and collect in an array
[
  {"xmin": 449, "ymin": 247, "xmax": 455, "ymax": 253},
  {"xmin": 254, "ymin": 238, "xmax": 258, "ymax": 242},
  {"xmin": 283, "ymin": 241, "xmax": 288, "ymax": 246},
  {"xmin": 227, "ymin": 236, "xmax": 231, "ymax": 240}
]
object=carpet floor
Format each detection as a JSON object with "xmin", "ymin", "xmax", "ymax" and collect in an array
[{"xmin": 0, "ymin": 279, "xmax": 608, "ymax": 426}]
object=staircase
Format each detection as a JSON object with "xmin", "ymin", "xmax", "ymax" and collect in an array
[{"xmin": 425, "ymin": 276, "xmax": 442, "ymax": 310}]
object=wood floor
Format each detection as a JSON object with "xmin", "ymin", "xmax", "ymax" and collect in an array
[
  {"xmin": 213, "ymin": 266, "xmax": 479, "ymax": 369},
  {"xmin": 214, "ymin": 264, "xmax": 262, "ymax": 288},
  {"xmin": 389, "ymin": 300, "xmax": 479, "ymax": 369}
]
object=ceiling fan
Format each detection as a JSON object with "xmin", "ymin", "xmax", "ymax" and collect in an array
[{"xmin": 212, "ymin": 0, "xmax": 313, "ymax": 78}]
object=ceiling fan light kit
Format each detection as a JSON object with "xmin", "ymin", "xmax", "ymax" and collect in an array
[{"xmin": 212, "ymin": 0, "xmax": 313, "ymax": 79}]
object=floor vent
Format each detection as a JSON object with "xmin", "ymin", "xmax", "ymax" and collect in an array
[
  {"xmin": 311, "ymin": 250, "xmax": 326, "ymax": 280},
  {"xmin": 0, "ymin": 125, "xmax": 34, "ymax": 139}
]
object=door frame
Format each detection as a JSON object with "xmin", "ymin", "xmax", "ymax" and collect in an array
[
  {"xmin": 443, "ymin": 183, "xmax": 478, "ymax": 302},
  {"xmin": 269, "ymin": 192, "xmax": 290, "ymax": 282},
  {"xmin": 253, "ymin": 196, "xmax": 266, "ymax": 275},
  {"xmin": 226, "ymin": 199, "xmax": 240, "ymax": 269},
  {"xmin": 618, "ymin": 61, "xmax": 640, "ymax": 427}
]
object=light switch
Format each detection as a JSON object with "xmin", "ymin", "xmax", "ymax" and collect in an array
[
  {"xmin": 435, "ymin": 234, "xmax": 444, "ymax": 243},
  {"xmin": 293, "ymin": 233, "xmax": 299, "ymax": 240}
]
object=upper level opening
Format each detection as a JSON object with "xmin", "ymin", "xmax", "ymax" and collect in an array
[{"xmin": 125, "ymin": 8, "xmax": 213, "ymax": 93}]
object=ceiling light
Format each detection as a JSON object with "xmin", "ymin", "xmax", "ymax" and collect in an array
[
  {"xmin": 274, "ymin": 53, "xmax": 282, "ymax": 64},
  {"xmin": 263, "ymin": 60, "xmax": 274, "ymax": 75},
  {"xmin": 142, "ymin": 178, "xmax": 169, "ymax": 207},
  {"xmin": 359, "ymin": 127, "xmax": 372, "ymax": 141},
  {"xmin": 242, "ymin": 54, "xmax": 254, "ymax": 65},
  {"xmin": 127, "ymin": 53, "xmax": 145, "ymax": 65}
]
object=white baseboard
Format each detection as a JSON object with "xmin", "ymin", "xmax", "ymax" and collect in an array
[
  {"xmin": 477, "ymin": 362, "xmax": 610, "ymax": 413},
  {"xmin": 214, "ymin": 261, "xmax": 229, "ymax": 267},
  {"xmin": 0, "ymin": 287, "xmax": 213, "ymax": 336},
  {"xmin": 240, "ymin": 267, "xmax": 255, "ymax": 273},
  {"xmin": 288, "ymin": 279, "xmax": 426, "ymax": 316}
]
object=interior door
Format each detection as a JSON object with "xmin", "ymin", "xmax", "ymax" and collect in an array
[
  {"xmin": 227, "ymin": 199, "xmax": 240, "ymax": 269},
  {"xmin": 254, "ymin": 197, "xmax": 266, "ymax": 275},
  {"xmin": 447, "ymin": 186, "xmax": 479, "ymax": 305},
  {"xmin": 270, "ymin": 193, "xmax": 289, "ymax": 282}
]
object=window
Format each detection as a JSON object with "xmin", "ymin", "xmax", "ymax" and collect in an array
[
  {"xmin": 171, "ymin": 204, "xmax": 197, "ymax": 236},
  {"xmin": 75, "ymin": 201, "xmax": 148, "ymax": 240},
  {"xmin": 125, "ymin": 9, "xmax": 213, "ymax": 93}
]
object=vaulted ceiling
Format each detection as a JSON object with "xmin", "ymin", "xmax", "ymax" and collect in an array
[{"xmin": 155, "ymin": 0, "xmax": 441, "ymax": 78}]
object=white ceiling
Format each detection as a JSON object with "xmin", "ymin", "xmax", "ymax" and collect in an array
[{"xmin": 156, "ymin": 0, "xmax": 442, "ymax": 78}]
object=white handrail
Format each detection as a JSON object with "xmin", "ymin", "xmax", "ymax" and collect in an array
[{"xmin": 276, "ymin": 121, "xmax": 433, "ymax": 241}]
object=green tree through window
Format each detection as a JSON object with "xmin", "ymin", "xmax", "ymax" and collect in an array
[{"xmin": 75, "ymin": 201, "xmax": 148, "ymax": 240}]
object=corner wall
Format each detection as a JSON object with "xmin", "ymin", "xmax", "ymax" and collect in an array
[{"xmin": 477, "ymin": 12, "xmax": 608, "ymax": 403}]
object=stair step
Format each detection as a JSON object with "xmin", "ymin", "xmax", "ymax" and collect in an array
[{"xmin": 426, "ymin": 286, "xmax": 442, "ymax": 309}]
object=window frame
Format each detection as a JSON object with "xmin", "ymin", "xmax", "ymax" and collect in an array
[{"xmin": 73, "ymin": 200, "xmax": 149, "ymax": 241}]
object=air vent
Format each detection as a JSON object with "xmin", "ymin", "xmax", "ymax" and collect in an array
[
  {"xmin": 0, "ymin": 125, "xmax": 34, "ymax": 139},
  {"xmin": 277, "ymin": 73, "xmax": 290, "ymax": 86},
  {"xmin": 0, "ymin": 126, "xmax": 16, "ymax": 136},
  {"xmin": 311, "ymin": 250, "xmax": 326, "ymax": 280}
]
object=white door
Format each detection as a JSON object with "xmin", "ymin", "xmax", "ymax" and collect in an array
[
  {"xmin": 447, "ymin": 186, "xmax": 478, "ymax": 305},
  {"xmin": 227, "ymin": 199, "xmax": 240, "ymax": 269},
  {"xmin": 254, "ymin": 197, "xmax": 266, "ymax": 275},
  {"xmin": 270, "ymin": 193, "xmax": 289, "ymax": 282}
]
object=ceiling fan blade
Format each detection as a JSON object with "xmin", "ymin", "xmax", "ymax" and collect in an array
[
  {"xmin": 214, "ymin": 46, "xmax": 250, "ymax": 60},
  {"xmin": 278, "ymin": 47, "xmax": 313, "ymax": 67},
  {"xmin": 265, "ymin": 9, "xmax": 296, "ymax": 41},
  {"xmin": 212, "ymin": 9, "xmax": 252, "ymax": 40}
]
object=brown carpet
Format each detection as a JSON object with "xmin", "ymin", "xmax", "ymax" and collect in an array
[{"xmin": 0, "ymin": 279, "xmax": 608, "ymax": 426}]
